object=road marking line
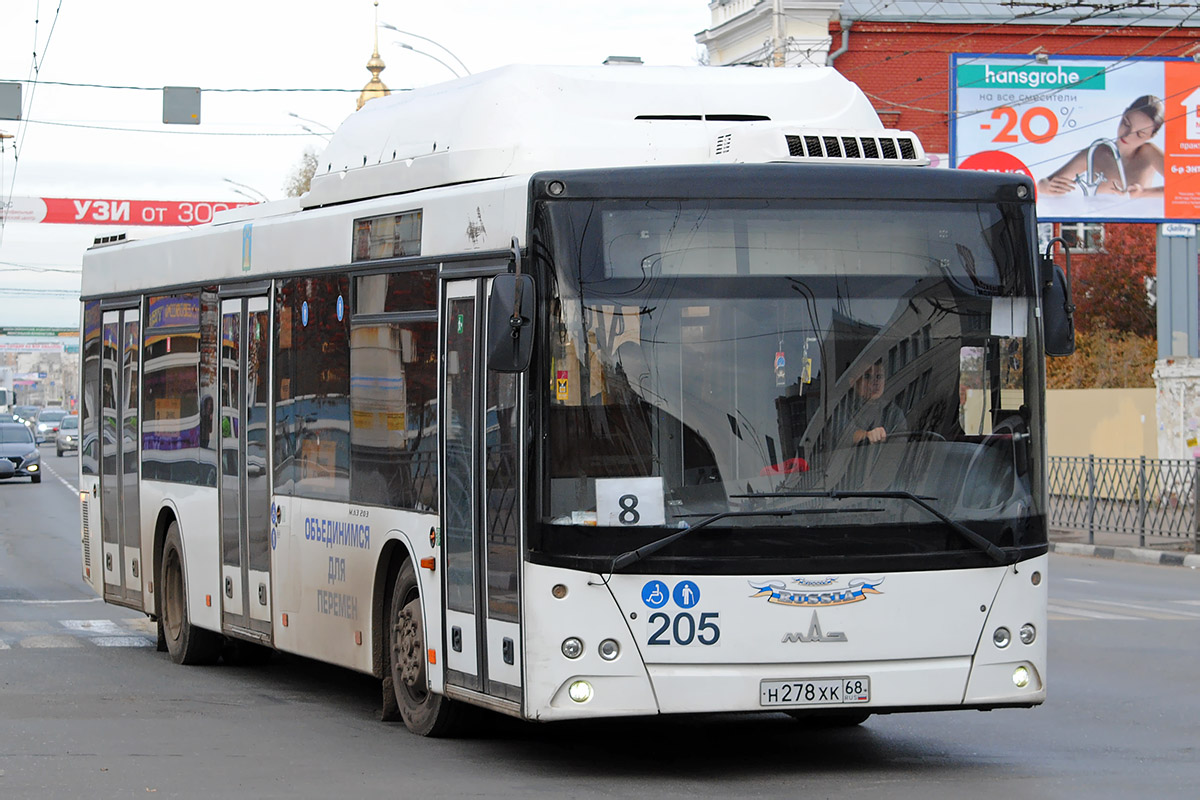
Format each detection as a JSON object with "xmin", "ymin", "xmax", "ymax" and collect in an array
[
  {"xmin": 0, "ymin": 598, "xmax": 102, "ymax": 604},
  {"xmin": 1048, "ymin": 603, "xmax": 1138, "ymax": 620},
  {"xmin": 1061, "ymin": 578, "xmax": 1098, "ymax": 584},
  {"xmin": 1173, "ymin": 600, "xmax": 1200, "ymax": 606},
  {"xmin": 1089, "ymin": 598, "xmax": 1200, "ymax": 619},
  {"xmin": 60, "ymin": 619, "xmax": 123, "ymax": 633},
  {"xmin": 93, "ymin": 636, "xmax": 153, "ymax": 648},
  {"xmin": 40, "ymin": 460, "xmax": 79, "ymax": 495},
  {"xmin": 18, "ymin": 635, "xmax": 84, "ymax": 648}
]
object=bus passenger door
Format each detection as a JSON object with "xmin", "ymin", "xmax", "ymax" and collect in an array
[
  {"xmin": 441, "ymin": 278, "xmax": 524, "ymax": 705},
  {"xmin": 218, "ymin": 295, "xmax": 273, "ymax": 642},
  {"xmin": 99, "ymin": 307, "xmax": 143, "ymax": 610}
]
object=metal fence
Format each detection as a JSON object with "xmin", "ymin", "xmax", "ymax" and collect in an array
[{"xmin": 1048, "ymin": 456, "xmax": 1199, "ymax": 552}]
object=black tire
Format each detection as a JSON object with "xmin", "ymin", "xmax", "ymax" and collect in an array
[
  {"xmin": 389, "ymin": 559, "xmax": 463, "ymax": 736},
  {"xmin": 31, "ymin": 474, "xmax": 41, "ymax": 484},
  {"xmin": 161, "ymin": 522, "xmax": 222, "ymax": 665},
  {"xmin": 786, "ymin": 710, "xmax": 871, "ymax": 727}
]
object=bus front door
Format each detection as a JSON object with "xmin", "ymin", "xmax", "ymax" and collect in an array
[
  {"xmin": 218, "ymin": 295, "xmax": 273, "ymax": 643},
  {"xmin": 441, "ymin": 278, "xmax": 524, "ymax": 706},
  {"xmin": 99, "ymin": 307, "xmax": 143, "ymax": 610}
]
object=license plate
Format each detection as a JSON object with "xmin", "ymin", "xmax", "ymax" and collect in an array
[{"xmin": 759, "ymin": 677, "xmax": 870, "ymax": 707}]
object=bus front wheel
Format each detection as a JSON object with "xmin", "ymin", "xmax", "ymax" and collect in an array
[
  {"xmin": 389, "ymin": 559, "xmax": 463, "ymax": 736},
  {"xmin": 161, "ymin": 522, "xmax": 222, "ymax": 665}
]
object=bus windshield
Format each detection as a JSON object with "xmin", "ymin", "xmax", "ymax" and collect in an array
[{"xmin": 539, "ymin": 198, "xmax": 1044, "ymax": 567}]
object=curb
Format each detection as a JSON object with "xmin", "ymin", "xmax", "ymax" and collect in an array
[{"xmin": 1049, "ymin": 541, "xmax": 1200, "ymax": 569}]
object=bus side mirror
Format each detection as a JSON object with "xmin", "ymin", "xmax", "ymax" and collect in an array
[
  {"xmin": 487, "ymin": 273, "xmax": 536, "ymax": 372},
  {"xmin": 1043, "ymin": 258, "xmax": 1075, "ymax": 357}
]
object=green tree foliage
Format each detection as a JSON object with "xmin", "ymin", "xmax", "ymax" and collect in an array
[{"xmin": 283, "ymin": 148, "xmax": 318, "ymax": 198}]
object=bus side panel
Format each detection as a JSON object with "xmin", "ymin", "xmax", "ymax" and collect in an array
[
  {"xmin": 147, "ymin": 483, "xmax": 222, "ymax": 633},
  {"xmin": 80, "ymin": 473, "xmax": 103, "ymax": 597},
  {"xmin": 273, "ymin": 497, "xmax": 439, "ymax": 678}
]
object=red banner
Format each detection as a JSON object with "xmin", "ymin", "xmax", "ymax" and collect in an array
[{"xmin": 0, "ymin": 197, "xmax": 254, "ymax": 226}]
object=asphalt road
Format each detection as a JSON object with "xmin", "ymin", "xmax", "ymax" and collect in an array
[{"xmin": 2, "ymin": 448, "xmax": 1199, "ymax": 799}]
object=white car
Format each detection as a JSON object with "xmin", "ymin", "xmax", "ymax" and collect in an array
[{"xmin": 34, "ymin": 408, "xmax": 69, "ymax": 444}]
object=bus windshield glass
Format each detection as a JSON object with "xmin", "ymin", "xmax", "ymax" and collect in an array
[{"xmin": 540, "ymin": 198, "xmax": 1043, "ymax": 565}]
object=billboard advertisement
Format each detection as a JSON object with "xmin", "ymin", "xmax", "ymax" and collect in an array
[{"xmin": 951, "ymin": 54, "xmax": 1200, "ymax": 222}]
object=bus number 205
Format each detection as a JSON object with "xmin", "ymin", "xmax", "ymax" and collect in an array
[{"xmin": 647, "ymin": 611, "xmax": 720, "ymax": 646}]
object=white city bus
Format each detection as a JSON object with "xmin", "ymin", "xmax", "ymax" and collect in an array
[{"xmin": 79, "ymin": 65, "xmax": 1070, "ymax": 736}]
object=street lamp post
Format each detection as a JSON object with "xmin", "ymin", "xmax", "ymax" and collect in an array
[
  {"xmin": 378, "ymin": 22, "xmax": 471, "ymax": 75},
  {"xmin": 287, "ymin": 112, "xmax": 334, "ymax": 139},
  {"xmin": 395, "ymin": 43, "xmax": 463, "ymax": 79},
  {"xmin": 222, "ymin": 178, "xmax": 269, "ymax": 203}
]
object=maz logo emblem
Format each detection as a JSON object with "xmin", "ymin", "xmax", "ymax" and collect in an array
[{"xmin": 781, "ymin": 611, "xmax": 847, "ymax": 643}]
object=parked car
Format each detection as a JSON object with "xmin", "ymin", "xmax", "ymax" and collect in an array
[
  {"xmin": 56, "ymin": 415, "xmax": 80, "ymax": 456},
  {"xmin": 33, "ymin": 407, "xmax": 69, "ymax": 444},
  {"xmin": 0, "ymin": 422, "xmax": 41, "ymax": 483}
]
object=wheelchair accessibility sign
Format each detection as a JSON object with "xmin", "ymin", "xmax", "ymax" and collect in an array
[
  {"xmin": 642, "ymin": 579, "xmax": 701, "ymax": 609},
  {"xmin": 642, "ymin": 580, "xmax": 669, "ymax": 608}
]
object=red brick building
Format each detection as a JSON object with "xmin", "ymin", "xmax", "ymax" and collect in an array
[{"xmin": 828, "ymin": 1, "xmax": 1200, "ymax": 265}]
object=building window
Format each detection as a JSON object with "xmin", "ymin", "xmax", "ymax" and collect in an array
[{"xmin": 1058, "ymin": 222, "xmax": 1104, "ymax": 253}]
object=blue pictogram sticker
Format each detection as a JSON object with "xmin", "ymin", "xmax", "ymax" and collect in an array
[
  {"xmin": 673, "ymin": 580, "xmax": 700, "ymax": 609},
  {"xmin": 336, "ymin": 295, "xmax": 345, "ymax": 322},
  {"xmin": 301, "ymin": 300, "xmax": 310, "ymax": 327},
  {"xmin": 270, "ymin": 501, "xmax": 278, "ymax": 550},
  {"xmin": 642, "ymin": 580, "xmax": 669, "ymax": 609}
]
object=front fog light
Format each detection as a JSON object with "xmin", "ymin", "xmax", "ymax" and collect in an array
[
  {"xmin": 1019, "ymin": 623, "xmax": 1037, "ymax": 645},
  {"xmin": 561, "ymin": 637, "xmax": 583, "ymax": 659},
  {"xmin": 993, "ymin": 627, "xmax": 1011, "ymax": 648},
  {"xmin": 1012, "ymin": 666, "xmax": 1030, "ymax": 688},
  {"xmin": 27, "ymin": 464, "xmax": 39, "ymax": 472},
  {"xmin": 598, "ymin": 639, "xmax": 620, "ymax": 661},
  {"xmin": 568, "ymin": 680, "xmax": 593, "ymax": 703}
]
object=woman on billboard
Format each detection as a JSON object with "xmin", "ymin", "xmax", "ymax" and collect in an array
[{"xmin": 1037, "ymin": 95, "xmax": 1165, "ymax": 197}]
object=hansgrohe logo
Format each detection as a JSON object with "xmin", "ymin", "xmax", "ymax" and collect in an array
[{"xmin": 960, "ymin": 64, "xmax": 1106, "ymax": 91}]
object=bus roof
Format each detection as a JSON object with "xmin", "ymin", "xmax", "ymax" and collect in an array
[{"xmin": 299, "ymin": 64, "xmax": 905, "ymax": 210}]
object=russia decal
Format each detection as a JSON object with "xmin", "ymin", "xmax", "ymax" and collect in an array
[{"xmin": 749, "ymin": 577, "xmax": 884, "ymax": 607}]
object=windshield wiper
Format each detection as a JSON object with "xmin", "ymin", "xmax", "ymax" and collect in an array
[
  {"xmin": 610, "ymin": 509, "xmax": 827, "ymax": 572},
  {"xmin": 732, "ymin": 490, "xmax": 1016, "ymax": 565}
]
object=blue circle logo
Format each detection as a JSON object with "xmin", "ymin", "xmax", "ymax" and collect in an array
[
  {"xmin": 641, "ymin": 580, "xmax": 669, "ymax": 609},
  {"xmin": 673, "ymin": 580, "xmax": 700, "ymax": 609}
]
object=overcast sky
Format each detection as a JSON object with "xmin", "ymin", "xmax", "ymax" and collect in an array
[{"xmin": 0, "ymin": 0, "xmax": 712, "ymax": 328}]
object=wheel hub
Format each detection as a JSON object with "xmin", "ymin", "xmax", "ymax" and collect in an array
[{"xmin": 394, "ymin": 601, "xmax": 425, "ymax": 688}]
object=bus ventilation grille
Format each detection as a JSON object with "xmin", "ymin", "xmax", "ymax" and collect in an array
[
  {"xmin": 785, "ymin": 134, "xmax": 921, "ymax": 162},
  {"xmin": 82, "ymin": 500, "xmax": 91, "ymax": 568},
  {"xmin": 714, "ymin": 133, "xmax": 733, "ymax": 155}
]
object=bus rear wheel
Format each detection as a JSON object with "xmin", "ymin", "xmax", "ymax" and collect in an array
[
  {"xmin": 389, "ymin": 559, "xmax": 463, "ymax": 737},
  {"xmin": 161, "ymin": 522, "xmax": 222, "ymax": 665}
]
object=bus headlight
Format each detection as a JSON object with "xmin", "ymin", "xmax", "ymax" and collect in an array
[
  {"xmin": 598, "ymin": 639, "xmax": 620, "ymax": 661},
  {"xmin": 1019, "ymin": 623, "xmax": 1037, "ymax": 645},
  {"xmin": 1012, "ymin": 666, "xmax": 1030, "ymax": 688},
  {"xmin": 568, "ymin": 680, "xmax": 593, "ymax": 703},
  {"xmin": 561, "ymin": 637, "xmax": 583, "ymax": 659}
]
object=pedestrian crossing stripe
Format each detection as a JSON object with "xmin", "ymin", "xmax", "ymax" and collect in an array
[{"xmin": 0, "ymin": 618, "xmax": 155, "ymax": 649}]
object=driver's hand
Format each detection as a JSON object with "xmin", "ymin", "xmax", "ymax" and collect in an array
[{"xmin": 854, "ymin": 426, "xmax": 888, "ymax": 444}]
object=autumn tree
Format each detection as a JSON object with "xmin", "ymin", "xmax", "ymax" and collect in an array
[
  {"xmin": 1071, "ymin": 223, "xmax": 1156, "ymax": 337},
  {"xmin": 283, "ymin": 148, "xmax": 318, "ymax": 198}
]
